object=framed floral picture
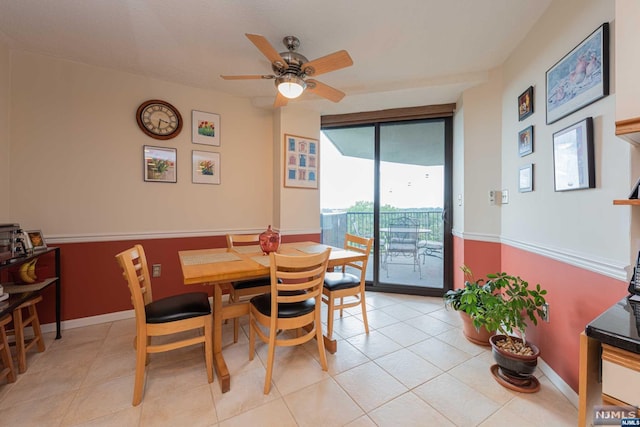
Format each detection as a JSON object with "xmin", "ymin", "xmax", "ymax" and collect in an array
[
  {"xmin": 284, "ymin": 134, "xmax": 319, "ymax": 189},
  {"xmin": 192, "ymin": 110, "xmax": 220, "ymax": 146},
  {"xmin": 144, "ymin": 146, "xmax": 177, "ymax": 183},
  {"xmin": 192, "ymin": 150, "xmax": 220, "ymax": 184}
]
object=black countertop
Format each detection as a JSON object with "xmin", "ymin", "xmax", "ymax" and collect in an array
[{"xmin": 586, "ymin": 296, "xmax": 640, "ymax": 354}]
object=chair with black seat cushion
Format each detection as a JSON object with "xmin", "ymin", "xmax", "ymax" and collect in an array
[
  {"xmin": 226, "ymin": 233, "xmax": 271, "ymax": 343},
  {"xmin": 115, "ymin": 244, "xmax": 213, "ymax": 406},
  {"xmin": 322, "ymin": 234, "xmax": 374, "ymax": 340},
  {"xmin": 248, "ymin": 248, "xmax": 331, "ymax": 394}
]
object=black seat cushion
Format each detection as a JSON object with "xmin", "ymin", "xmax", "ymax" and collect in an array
[
  {"xmin": 145, "ymin": 292, "xmax": 211, "ymax": 324},
  {"xmin": 250, "ymin": 291, "xmax": 314, "ymax": 318},
  {"xmin": 232, "ymin": 278, "xmax": 271, "ymax": 290},
  {"xmin": 324, "ymin": 272, "xmax": 360, "ymax": 291}
]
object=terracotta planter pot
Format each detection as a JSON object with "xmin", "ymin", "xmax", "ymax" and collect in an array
[
  {"xmin": 489, "ymin": 334, "xmax": 541, "ymax": 392},
  {"xmin": 459, "ymin": 312, "xmax": 495, "ymax": 346}
]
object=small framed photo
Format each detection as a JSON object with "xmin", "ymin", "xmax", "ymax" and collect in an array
[
  {"xmin": 518, "ymin": 126, "xmax": 534, "ymax": 157},
  {"xmin": 26, "ymin": 230, "xmax": 46, "ymax": 250},
  {"xmin": 518, "ymin": 86, "xmax": 534, "ymax": 121},
  {"xmin": 552, "ymin": 117, "xmax": 595, "ymax": 192},
  {"xmin": 192, "ymin": 150, "xmax": 220, "ymax": 185},
  {"xmin": 144, "ymin": 146, "xmax": 177, "ymax": 183},
  {"xmin": 284, "ymin": 134, "xmax": 319, "ymax": 189},
  {"xmin": 519, "ymin": 164, "xmax": 534, "ymax": 193},
  {"xmin": 192, "ymin": 110, "xmax": 220, "ymax": 146}
]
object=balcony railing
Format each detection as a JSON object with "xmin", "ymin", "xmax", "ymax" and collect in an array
[{"xmin": 321, "ymin": 210, "xmax": 444, "ymax": 249}]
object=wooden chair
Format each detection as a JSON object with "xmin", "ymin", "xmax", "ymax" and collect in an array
[
  {"xmin": 0, "ymin": 315, "xmax": 16, "ymax": 383},
  {"xmin": 115, "ymin": 244, "xmax": 213, "ymax": 406},
  {"xmin": 12, "ymin": 295, "xmax": 45, "ymax": 373},
  {"xmin": 322, "ymin": 234, "xmax": 374, "ymax": 340},
  {"xmin": 248, "ymin": 248, "xmax": 331, "ymax": 394},
  {"xmin": 226, "ymin": 233, "xmax": 271, "ymax": 343}
]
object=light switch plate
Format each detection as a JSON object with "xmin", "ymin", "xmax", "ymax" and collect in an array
[{"xmin": 501, "ymin": 189, "xmax": 509, "ymax": 204}]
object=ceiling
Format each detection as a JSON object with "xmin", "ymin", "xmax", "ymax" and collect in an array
[{"xmin": 0, "ymin": 0, "xmax": 552, "ymax": 115}]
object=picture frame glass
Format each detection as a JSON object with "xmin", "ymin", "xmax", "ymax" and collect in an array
[
  {"xmin": 192, "ymin": 150, "xmax": 220, "ymax": 184},
  {"xmin": 192, "ymin": 110, "xmax": 220, "ymax": 146},
  {"xmin": 519, "ymin": 164, "xmax": 533, "ymax": 192},
  {"xmin": 545, "ymin": 23, "xmax": 609, "ymax": 124},
  {"xmin": 284, "ymin": 134, "xmax": 319, "ymax": 189},
  {"xmin": 144, "ymin": 146, "xmax": 177, "ymax": 183},
  {"xmin": 26, "ymin": 230, "xmax": 46, "ymax": 250},
  {"xmin": 518, "ymin": 126, "xmax": 534, "ymax": 157},
  {"xmin": 553, "ymin": 118, "xmax": 595, "ymax": 192}
]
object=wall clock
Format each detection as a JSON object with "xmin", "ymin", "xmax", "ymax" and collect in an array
[{"xmin": 136, "ymin": 99, "xmax": 183, "ymax": 140}]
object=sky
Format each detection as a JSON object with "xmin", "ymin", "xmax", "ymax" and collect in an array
[{"xmin": 319, "ymin": 133, "xmax": 444, "ymax": 210}]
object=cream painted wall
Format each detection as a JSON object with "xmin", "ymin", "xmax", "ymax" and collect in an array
[
  {"xmin": 8, "ymin": 51, "xmax": 274, "ymax": 237},
  {"xmin": 457, "ymin": 68, "xmax": 503, "ymax": 238},
  {"xmin": 273, "ymin": 107, "xmax": 321, "ymax": 235},
  {"xmin": 0, "ymin": 39, "xmax": 9, "ymax": 219},
  {"xmin": 499, "ymin": 0, "xmax": 630, "ymax": 266},
  {"xmin": 615, "ymin": 0, "xmax": 640, "ymax": 120}
]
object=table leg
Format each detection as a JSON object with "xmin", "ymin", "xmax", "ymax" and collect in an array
[
  {"xmin": 302, "ymin": 323, "xmax": 337, "ymax": 354},
  {"xmin": 213, "ymin": 284, "xmax": 230, "ymax": 393}
]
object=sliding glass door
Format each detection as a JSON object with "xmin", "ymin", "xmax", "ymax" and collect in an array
[{"xmin": 320, "ymin": 118, "xmax": 452, "ymax": 296}]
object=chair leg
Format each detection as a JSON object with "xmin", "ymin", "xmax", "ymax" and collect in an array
[
  {"xmin": 248, "ymin": 317, "xmax": 255, "ymax": 361},
  {"xmin": 315, "ymin": 310, "xmax": 328, "ymax": 371},
  {"xmin": 326, "ymin": 296, "xmax": 335, "ymax": 340},
  {"xmin": 0, "ymin": 316, "xmax": 16, "ymax": 383},
  {"xmin": 28, "ymin": 303, "xmax": 45, "ymax": 353},
  {"xmin": 263, "ymin": 329, "xmax": 277, "ymax": 394},
  {"xmin": 132, "ymin": 334, "xmax": 147, "ymax": 406},
  {"xmin": 339, "ymin": 297, "xmax": 345, "ymax": 318},
  {"xmin": 360, "ymin": 293, "xmax": 370, "ymax": 335},
  {"xmin": 204, "ymin": 318, "xmax": 213, "ymax": 384},
  {"xmin": 230, "ymin": 292, "xmax": 240, "ymax": 344}
]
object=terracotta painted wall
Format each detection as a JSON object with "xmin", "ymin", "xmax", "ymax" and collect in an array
[{"xmin": 26, "ymin": 232, "xmax": 320, "ymax": 325}]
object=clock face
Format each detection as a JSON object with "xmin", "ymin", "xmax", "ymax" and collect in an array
[{"xmin": 136, "ymin": 100, "xmax": 183, "ymax": 140}]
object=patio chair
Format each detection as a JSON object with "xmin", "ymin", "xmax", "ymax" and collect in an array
[{"xmin": 385, "ymin": 216, "xmax": 421, "ymax": 279}]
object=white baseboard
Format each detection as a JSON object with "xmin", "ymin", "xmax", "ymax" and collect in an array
[
  {"xmin": 40, "ymin": 309, "xmax": 135, "ymax": 334},
  {"xmin": 538, "ymin": 356, "xmax": 579, "ymax": 409}
]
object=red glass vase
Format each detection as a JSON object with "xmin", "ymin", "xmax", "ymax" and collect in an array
[{"xmin": 259, "ymin": 225, "xmax": 280, "ymax": 255}]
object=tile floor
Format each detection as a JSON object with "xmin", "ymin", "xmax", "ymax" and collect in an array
[{"xmin": 0, "ymin": 292, "xmax": 578, "ymax": 426}]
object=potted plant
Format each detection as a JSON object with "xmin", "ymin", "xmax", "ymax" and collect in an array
[
  {"xmin": 443, "ymin": 266, "xmax": 497, "ymax": 346},
  {"xmin": 479, "ymin": 272, "xmax": 547, "ymax": 393}
]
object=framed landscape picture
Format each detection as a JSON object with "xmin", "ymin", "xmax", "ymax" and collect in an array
[
  {"xmin": 545, "ymin": 23, "xmax": 609, "ymax": 124},
  {"xmin": 284, "ymin": 134, "xmax": 319, "ymax": 189}
]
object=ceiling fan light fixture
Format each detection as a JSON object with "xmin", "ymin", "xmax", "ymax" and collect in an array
[{"xmin": 276, "ymin": 75, "xmax": 306, "ymax": 99}]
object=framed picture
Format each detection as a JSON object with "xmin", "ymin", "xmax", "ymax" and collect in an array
[
  {"xmin": 26, "ymin": 230, "xmax": 46, "ymax": 250},
  {"xmin": 552, "ymin": 117, "xmax": 595, "ymax": 192},
  {"xmin": 519, "ymin": 164, "xmax": 533, "ymax": 193},
  {"xmin": 144, "ymin": 146, "xmax": 177, "ymax": 183},
  {"xmin": 192, "ymin": 150, "xmax": 220, "ymax": 185},
  {"xmin": 518, "ymin": 126, "xmax": 534, "ymax": 157},
  {"xmin": 284, "ymin": 134, "xmax": 319, "ymax": 189},
  {"xmin": 518, "ymin": 86, "xmax": 534, "ymax": 121},
  {"xmin": 192, "ymin": 110, "xmax": 220, "ymax": 146},
  {"xmin": 545, "ymin": 23, "xmax": 609, "ymax": 124}
]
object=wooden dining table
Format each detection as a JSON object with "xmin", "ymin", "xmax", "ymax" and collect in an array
[{"xmin": 178, "ymin": 241, "xmax": 368, "ymax": 393}]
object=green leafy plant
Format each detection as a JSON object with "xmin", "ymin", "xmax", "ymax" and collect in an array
[{"xmin": 444, "ymin": 266, "xmax": 547, "ymax": 347}]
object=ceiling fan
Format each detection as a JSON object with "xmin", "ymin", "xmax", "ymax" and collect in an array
[{"xmin": 221, "ymin": 34, "xmax": 353, "ymax": 108}]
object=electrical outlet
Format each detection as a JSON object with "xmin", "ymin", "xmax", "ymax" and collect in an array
[
  {"xmin": 501, "ymin": 189, "xmax": 509, "ymax": 204},
  {"xmin": 457, "ymin": 194, "xmax": 463, "ymax": 206},
  {"xmin": 542, "ymin": 302, "xmax": 549, "ymax": 322},
  {"xmin": 152, "ymin": 264, "xmax": 161, "ymax": 278}
]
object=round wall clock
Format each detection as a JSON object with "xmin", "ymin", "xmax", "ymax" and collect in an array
[{"xmin": 136, "ymin": 99, "xmax": 183, "ymax": 140}]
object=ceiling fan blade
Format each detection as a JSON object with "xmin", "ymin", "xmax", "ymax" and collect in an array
[
  {"xmin": 303, "ymin": 50, "xmax": 353, "ymax": 77},
  {"xmin": 245, "ymin": 34, "xmax": 288, "ymax": 70},
  {"xmin": 273, "ymin": 92, "xmax": 289, "ymax": 108},
  {"xmin": 306, "ymin": 79, "xmax": 345, "ymax": 103},
  {"xmin": 220, "ymin": 74, "xmax": 274, "ymax": 80}
]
